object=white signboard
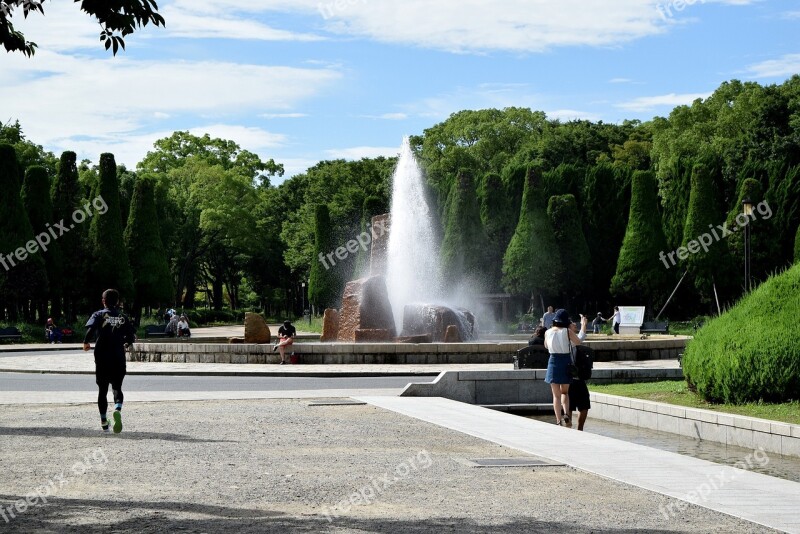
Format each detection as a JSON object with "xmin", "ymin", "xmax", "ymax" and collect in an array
[{"xmin": 618, "ymin": 306, "xmax": 645, "ymax": 335}]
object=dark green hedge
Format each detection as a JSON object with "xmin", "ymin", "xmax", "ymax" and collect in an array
[{"xmin": 682, "ymin": 263, "xmax": 800, "ymax": 404}]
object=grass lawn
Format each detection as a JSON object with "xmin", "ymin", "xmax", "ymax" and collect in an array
[{"xmin": 591, "ymin": 380, "xmax": 800, "ymax": 426}]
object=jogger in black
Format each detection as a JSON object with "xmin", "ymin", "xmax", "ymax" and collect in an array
[{"xmin": 83, "ymin": 289, "xmax": 136, "ymax": 433}]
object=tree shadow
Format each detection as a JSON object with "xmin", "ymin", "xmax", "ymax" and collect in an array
[
  {"xmin": 0, "ymin": 494, "xmax": 715, "ymax": 533},
  {"xmin": 0, "ymin": 426, "xmax": 231, "ymax": 443}
]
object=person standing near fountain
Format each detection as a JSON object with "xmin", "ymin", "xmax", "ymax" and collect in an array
[
  {"xmin": 541, "ymin": 306, "xmax": 556, "ymax": 329},
  {"xmin": 544, "ymin": 309, "xmax": 587, "ymax": 427}
]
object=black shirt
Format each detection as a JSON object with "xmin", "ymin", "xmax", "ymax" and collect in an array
[
  {"xmin": 278, "ymin": 324, "xmax": 296, "ymax": 338},
  {"xmin": 84, "ymin": 307, "xmax": 136, "ymax": 372}
]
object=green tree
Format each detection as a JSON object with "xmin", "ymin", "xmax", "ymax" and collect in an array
[
  {"xmin": 478, "ymin": 171, "xmax": 516, "ymax": 291},
  {"xmin": 795, "ymin": 224, "xmax": 800, "ymax": 263},
  {"xmin": 610, "ymin": 170, "xmax": 671, "ymax": 310},
  {"xmin": 502, "ymin": 164, "xmax": 561, "ymax": 300},
  {"xmin": 21, "ymin": 165, "xmax": 62, "ymax": 320},
  {"xmin": 51, "ymin": 151, "xmax": 88, "ymax": 320},
  {"xmin": 353, "ymin": 196, "xmax": 386, "ymax": 277},
  {"xmin": 87, "ymin": 153, "xmax": 134, "ymax": 302},
  {"xmin": 441, "ymin": 169, "xmax": 488, "ymax": 287},
  {"xmin": 725, "ymin": 178, "xmax": 775, "ymax": 294},
  {"xmin": 308, "ymin": 204, "xmax": 339, "ymax": 311},
  {"xmin": 0, "ymin": 143, "xmax": 48, "ymax": 321},
  {"xmin": 581, "ymin": 163, "xmax": 631, "ymax": 304},
  {"xmin": 681, "ymin": 164, "xmax": 732, "ymax": 304},
  {"xmin": 1, "ymin": 0, "xmax": 165, "ymax": 56},
  {"xmin": 547, "ymin": 194, "xmax": 592, "ymax": 304},
  {"xmin": 124, "ymin": 176, "xmax": 173, "ymax": 322}
]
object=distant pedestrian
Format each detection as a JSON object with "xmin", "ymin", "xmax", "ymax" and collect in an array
[
  {"xmin": 544, "ymin": 309, "xmax": 587, "ymax": 427},
  {"xmin": 592, "ymin": 312, "xmax": 606, "ymax": 334},
  {"xmin": 83, "ymin": 289, "xmax": 136, "ymax": 434},
  {"xmin": 45, "ymin": 318, "xmax": 62, "ymax": 343},
  {"xmin": 273, "ymin": 319, "xmax": 297, "ymax": 364},
  {"xmin": 611, "ymin": 306, "xmax": 621, "ymax": 334},
  {"xmin": 541, "ymin": 306, "xmax": 556, "ymax": 329},
  {"xmin": 177, "ymin": 315, "xmax": 191, "ymax": 338}
]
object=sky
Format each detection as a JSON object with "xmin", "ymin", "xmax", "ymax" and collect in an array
[{"xmin": 1, "ymin": 0, "xmax": 798, "ymax": 183}]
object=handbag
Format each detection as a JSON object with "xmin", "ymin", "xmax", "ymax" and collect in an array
[{"xmin": 566, "ymin": 330, "xmax": 579, "ymax": 378}]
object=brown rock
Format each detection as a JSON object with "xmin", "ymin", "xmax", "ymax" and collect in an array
[
  {"xmin": 401, "ymin": 304, "xmax": 475, "ymax": 342},
  {"xmin": 354, "ymin": 329, "xmax": 393, "ymax": 342},
  {"xmin": 320, "ymin": 308, "xmax": 340, "ymax": 341},
  {"xmin": 444, "ymin": 324, "xmax": 461, "ymax": 343},
  {"xmin": 337, "ymin": 275, "xmax": 396, "ymax": 342},
  {"xmin": 244, "ymin": 312, "xmax": 271, "ymax": 344},
  {"xmin": 369, "ymin": 213, "xmax": 390, "ymax": 276}
]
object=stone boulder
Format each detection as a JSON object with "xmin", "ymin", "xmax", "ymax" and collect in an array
[
  {"xmin": 320, "ymin": 308, "xmax": 340, "ymax": 342},
  {"xmin": 244, "ymin": 312, "xmax": 271, "ymax": 344},
  {"xmin": 402, "ymin": 304, "xmax": 475, "ymax": 342},
  {"xmin": 354, "ymin": 329, "xmax": 393, "ymax": 342},
  {"xmin": 444, "ymin": 324, "xmax": 461, "ymax": 343},
  {"xmin": 337, "ymin": 275, "xmax": 396, "ymax": 342}
]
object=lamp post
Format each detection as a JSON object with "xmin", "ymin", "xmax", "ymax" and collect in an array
[
  {"xmin": 742, "ymin": 198, "xmax": 753, "ymax": 292},
  {"xmin": 301, "ymin": 282, "xmax": 306, "ymax": 316}
]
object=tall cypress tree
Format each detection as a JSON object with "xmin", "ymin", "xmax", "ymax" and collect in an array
[
  {"xmin": 610, "ymin": 170, "xmax": 671, "ymax": 310},
  {"xmin": 309, "ymin": 204, "xmax": 339, "ymax": 311},
  {"xmin": 681, "ymin": 164, "xmax": 733, "ymax": 304},
  {"xmin": 0, "ymin": 144, "xmax": 48, "ymax": 321},
  {"xmin": 547, "ymin": 194, "xmax": 592, "ymax": 304},
  {"xmin": 87, "ymin": 153, "xmax": 134, "ymax": 304},
  {"xmin": 502, "ymin": 164, "xmax": 561, "ymax": 300},
  {"xmin": 51, "ymin": 151, "xmax": 85, "ymax": 320},
  {"xmin": 441, "ymin": 169, "xmax": 488, "ymax": 287},
  {"xmin": 22, "ymin": 165, "xmax": 62, "ymax": 320},
  {"xmin": 582, "ymin": 163, "xmax": 631, "ymax": 304},
  {"xmin": 353, "ymin": 196, "xmax": 384, "ymax": 277},
  {"xmin": 479, "ymin": 171, "xmax": 516, "ymax": 292},
  {"xmin": 124, "ymin": 176, "xmax": 173, "ymax": 322}
]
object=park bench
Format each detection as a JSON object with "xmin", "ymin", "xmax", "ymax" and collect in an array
[
  {"xmin": 513, "ymin": 345, "xmax": 550, "ymax": 369},
  {"xmin": 144, "ymin": 324, "xmax": 168, "ymax": 338},
  {"xmin": 0, "ymin": 326, "xmax": 22, "ymax": 342},
  {"xmin": 640, "ymin": 321, "xmax": 669, "ymax": 334}
]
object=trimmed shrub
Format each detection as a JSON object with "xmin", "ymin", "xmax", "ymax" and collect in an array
[
  {"xmin": 441, "ymin": 169, "xmax": 488, "ymax": 285},
  {"xmin": 547, "ymin": 194, "xmax": 591, "ymax": 299},
  {"xmin": 795, "ymin": 224, "xmax": 800, "ymax": 264},
  {"xmin": 682, "ymin": 263, "xmax": 800, "ymax": 404},
  {"xmin": 308, "ymin": 204, "xmax": 339, "ymax": 310}
]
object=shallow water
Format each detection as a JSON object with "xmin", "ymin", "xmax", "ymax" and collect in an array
[{"xmin": 528, "ymin": 414, "xmax": 800, "ymax": 483}]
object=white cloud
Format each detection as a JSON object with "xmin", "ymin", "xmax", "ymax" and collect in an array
[
  {"xmin": 361, "ymin": 113, "xmax": 409, "ymax": 120},
  {"xmin": 745, "ymin": 54, "xmax": 800, "ymax": 79},
  {"xmin": 324, "ymin": 146, "xmax": 400, "ymax": 160},
  {"xmin": 260, "ymin": 113, "xmax": 309, "ymax": 119},
  {"xmin": 0, "ymin": 51, "xmax": 340, "ymax": 166},
  {"xmin": 609, "ymin": 78, "xmax": 635, "ymax": 84},
  {"xmin": 615, "ymin": 92, "xmax": 710, "ymax": 112},
  {"xmin": 782, "ymin": 11, "xmax": 800, "ymax": 19},
  {"xmin": 159, "ymin": 5, "xmax": 324, "ymax": 42}
]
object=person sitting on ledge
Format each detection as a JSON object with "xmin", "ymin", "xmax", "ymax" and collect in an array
[
  {"xmin": 273, "ymin": 319, "xmax": 296, "ymax": 365},
  {"xmin": 528, "ymin": 325, "xmax": 546, "ymax": 346},
  {"xmin": 45, "ymin": 318, "xmax": 62, "ymax": 344},
  {"xmin": 177, "ymin": 315, "xmax": 191, "ymax": 338}
]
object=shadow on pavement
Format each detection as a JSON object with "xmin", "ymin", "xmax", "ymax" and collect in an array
[
  {"xmin": 0, "ymin": 426, "xmax": 231, "ymax": 443},
  {"xmin": 0, "ymin": 494, "xmax": 697, "ymax": 533}
]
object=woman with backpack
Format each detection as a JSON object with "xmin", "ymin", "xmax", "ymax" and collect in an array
[{"xmin": 544, "ymin": 309, "xmax": 587, "ymax": 427}]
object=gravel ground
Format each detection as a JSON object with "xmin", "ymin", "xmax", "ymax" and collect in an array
[{"xmin": 0, "ymin": 400, "xmax": 777, "ymax": 533}]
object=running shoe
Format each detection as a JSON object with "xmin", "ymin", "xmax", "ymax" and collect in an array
[{"xmin": 112, "ymin": 410, "xmax": 123, "ymax": 434}]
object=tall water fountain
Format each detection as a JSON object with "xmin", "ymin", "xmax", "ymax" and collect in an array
[{"xmin": 385, "ymin": 137, "xmax": 444, "ymax": 331}]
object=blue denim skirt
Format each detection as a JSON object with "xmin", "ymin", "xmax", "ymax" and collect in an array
[{"xmin": 544, "ymin": 353, "xmax": 571, "ymax": 384}]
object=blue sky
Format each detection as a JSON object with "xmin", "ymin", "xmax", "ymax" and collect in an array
[{"xmin": 1, "ymin": 0, "xmax": 798, "ymax": 182}]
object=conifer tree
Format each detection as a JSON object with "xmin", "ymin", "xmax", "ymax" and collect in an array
[
  {"xmin": 22, "ymin": 165, "xmax": 62, "ymax": 319},
  {"xmin": 547, "ymin": 194, "xmax": 592, "ymax": 303},
  {"xmin": 479, "ymin": 171, "xmax": 516, "ymax": 291},
  {"xmin": 502, "ymin": 164, "xmax": 561, "ymax": 300},
  {"xmin": 0, "ymin": 144, "xmax": 48, "ymax": 321},
  {"xmin": 353, "ymin": 196, "xmax": 385, "ymax": 277},
  {"xmin": 441, "ymin": 169, "xmax": 488, "ymax": 286},
  {"xmin": 124, "ymin": 176, "xmax": 173, "ymax": 322},
  {"xmin": 681, "ymin": 164, "xmax": 732, "ymax": 304},
  {"xmin": 309, "ymin": 204, "xmax": 339, "ymax": 310},
  {"xmin": 87, "ymin": 153, "xmax": 134, "ymax": 303},
  {"xmin": 51, "ymin": 151, "xmax": 85, "ymax": 320},
  {"xmin": 610, "ymin": 170, "xmax": 671, "ymax": 309}
]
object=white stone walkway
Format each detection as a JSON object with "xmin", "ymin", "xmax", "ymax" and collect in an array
[{"xmin": 356, "ymin": 396, "xmax": 800, "ymax": 534}]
